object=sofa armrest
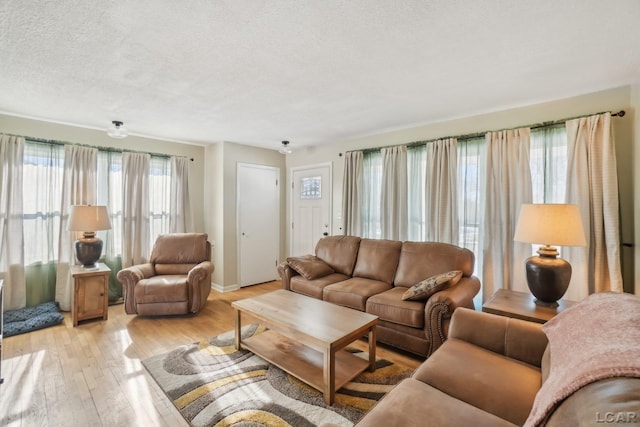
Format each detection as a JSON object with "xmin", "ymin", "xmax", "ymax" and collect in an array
[
  {"xmin": 187, "ymin": 261, "xmax": 214, "ymax": 313},
  {"xmin": 449, "ymin": 307, "xmax": 548, "ymax": 367},
  {"xmin": 117, "ymin": 263, "xmax": 155, "ymax": 314},
  {"xmin": 423, "ymin": 276, "xmax": 480, "ymax": 356},
  {"xmin": 277, "ymin": 262, "xmax": 299, "ymax": 290}
]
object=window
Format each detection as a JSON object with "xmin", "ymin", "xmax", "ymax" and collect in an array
[
  {"xmin": 361, "ymin": 151, "xmax": 382, "ymax": 239},
  {"xmin": 530, "ymin": 125, "xmax": 567, "ymax": 204},
  {"xmin": 300, "ymin": 176, "xmax": 322, "ymax": 199},
  {"xmin": 21, "ymin": 141, "xmax": 173, "ymax": 305},
  {"xmin": 457, "ymin": 137, "xmax": 484, "ymax": 254},
  {"xmin": 22, "ymin": 142, "xmax": 64, "ymax": 266}
]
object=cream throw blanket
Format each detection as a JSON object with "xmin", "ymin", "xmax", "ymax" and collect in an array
[{"xmin": 524, "ymin": 292, "xmax": 640, "ymax": 426}]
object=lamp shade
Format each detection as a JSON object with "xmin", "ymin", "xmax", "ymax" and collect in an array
[
  {"xmin": 68, "ymin": 205, "xmax": 112, "ymax": 232},
  {"xmin": 514, "ymin": 204, "xmax": 586, "ymax": 247}
]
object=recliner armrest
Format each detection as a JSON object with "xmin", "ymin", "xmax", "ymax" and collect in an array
[
  {"xmin": 188, "ymin": 260, "xmax": 214, "ymax": 283},
  {"xmin": 449, "ymin": 307, "xmax": 548, "ymax": 367},
  {"xmin": 116, "ymin": 263, "xmax": 155, "ymax": 314}
]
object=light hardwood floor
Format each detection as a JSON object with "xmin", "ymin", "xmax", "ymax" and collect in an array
[{"xmin": 0, "ymin": 281, "xmax": 422, "ymax": 427}]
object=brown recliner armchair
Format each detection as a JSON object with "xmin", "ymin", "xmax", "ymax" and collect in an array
[{"xmin": 117, "ymin": 233, "xmax": 214, "ymax": 316}]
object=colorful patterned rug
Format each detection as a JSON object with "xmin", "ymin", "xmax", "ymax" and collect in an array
[{"xmin": 143, "ymin": 324, "xmax": 413, "ymax": 427}]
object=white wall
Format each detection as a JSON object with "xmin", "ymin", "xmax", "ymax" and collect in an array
[
  {"xmin": 285, "ymin": 86, "xmax": 636, "ymax": 293},
  {"xmin": 0, "ymin": 114, "xmax": 207, "ymax": 232},
  {"xmin": 204, "ymin": 141, "xmax": 286, "ymax": 290}
]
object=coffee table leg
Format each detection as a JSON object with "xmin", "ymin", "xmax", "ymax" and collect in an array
[
  {"xmin": 368, "ymin": 326, "xmax": 376, "ymax": 372},
  {"xmin": 234, "ymin": 309, "xmax": 242, "ymax": 351},
  {"xmin": 323, "ymin": 349, "xmax": 335, "ymax": 405}
]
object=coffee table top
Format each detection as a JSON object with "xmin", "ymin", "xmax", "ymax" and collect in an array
[{"xmin": 232, "ymin": 289, "xmax": 378, "ymax": 346}]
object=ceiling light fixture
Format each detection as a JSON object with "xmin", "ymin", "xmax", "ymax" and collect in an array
[
  {"xmin": 107, "ymin": 120, "xmax": 128, "ymax": 139},
  {"xmin": 279, "ymin": 140, "xmax": 292, "ymax": 155}
]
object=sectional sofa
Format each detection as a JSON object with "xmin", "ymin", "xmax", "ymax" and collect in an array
[
  {"xmin": 277, "ymin": 235, "xmax": 481, "ymax": 357},
  {"xmin": 352, "ymin": 292, "xmax": 640, "ymax": 426}
]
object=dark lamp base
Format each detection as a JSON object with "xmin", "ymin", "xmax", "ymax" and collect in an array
[
  {"xmin": 75, "ymin": 237, "xmax": 103, "ymax": 268},
  {"xmin": 525, "ymin": 254, "xmax": 572, "ymax": 307}
]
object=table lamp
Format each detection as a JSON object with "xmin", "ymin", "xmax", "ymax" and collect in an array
[
  {"xmin": 514, "ymin": 204, "xmax": 587, "ymax": 307},
  {"xmin": 68, "ymin": 205, "xmax": 112, "ymax": 268}
]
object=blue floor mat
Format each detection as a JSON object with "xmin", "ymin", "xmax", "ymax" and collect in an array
[{"xmin": 3, "ymin": 301, "xmax": 64, "ymax": 337}]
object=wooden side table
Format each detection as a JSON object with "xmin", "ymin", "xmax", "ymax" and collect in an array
[
  {"xmin": 71, "ymin": 263, "xmax": 111, "ymax": 327},
  {"xmin": 482, "ymin": 289, "xmax": 576, "ymax": 324}
]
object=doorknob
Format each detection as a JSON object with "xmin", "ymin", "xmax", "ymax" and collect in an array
[{"xmin": 323, "ymin": 232, "xmax": 329, "ymax": 236}]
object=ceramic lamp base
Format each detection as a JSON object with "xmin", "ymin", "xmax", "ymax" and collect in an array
[
  {"xmin": 525, "ymin": 254, "xmax": 572, "ymax": 307},
  {"xmin": 75, "ymin": 237, "xmax": 103, "ymax": 268}
]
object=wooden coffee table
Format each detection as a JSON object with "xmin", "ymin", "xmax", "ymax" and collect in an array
[{"xmin": 232, "ymin": 289, "xmax": 378, "ymax": 405}]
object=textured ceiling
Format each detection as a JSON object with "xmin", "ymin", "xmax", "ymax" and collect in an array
[{"xmin": 1, "ymin": 0, "xmax": 639, "ymax": 150}]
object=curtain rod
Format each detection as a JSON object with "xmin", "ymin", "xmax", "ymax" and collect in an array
[
  {"xmin": 2, "ymin": 133, "xmax": 194, "ymax": 161},
  {"xmin": 355, "ymin": 110, "xmax": 625, "ymax": 154}
]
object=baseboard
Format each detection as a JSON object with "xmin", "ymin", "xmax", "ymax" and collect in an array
[{"xmin": 211, "ymin": 282, "xmax": 240, "ymax": 293}]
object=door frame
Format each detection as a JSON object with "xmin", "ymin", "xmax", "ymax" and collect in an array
[
  {"xmin": 237, "ymin": 162, "xmax": 280, "ymax": 287},
  {"xmin": 289, "ymin": 162, "xmax": 333, "ymax": 256}
]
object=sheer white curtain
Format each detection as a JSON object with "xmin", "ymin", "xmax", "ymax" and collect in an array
[
  {"xmin": 564, "ymin": 113, "xmax": 623, "ymax": 300},
  {"xmin": 122, "ymin": 152, "xmax": 150, "ymax": 267},
  {"xmin": 23, "ymin": 142, "xmax": 64, "ymax": 306},
  {"xmin": 482, "ymin": 128, "xmax": 532, "ymax": 300},
  {"xmin": 424, "ymin": 138, "xmax": 458, "ymax": 244},
  {"xmin": 407, "ymin": 146, "xmax": 425, "ymax": 241},
  {"xmin": 341, "ymin": 151, "xmax": 363, "ymax": 236},
  {"xmin": 362, "ymin": 151, "xmax": 382, "ymax": 239},
  {"xmin": 98, "ymin": 151, "xmax": 123, "ymax": 300},
  {"xmin": 0, "ymin": 135, "xmax": 26, "ymax": 310},
  {"xmin": 55, "ymin": 145, "xmax": 98, "ymax": 311},
  {"xmin": 169, "ymin": 156, "xmax": 193, "ymax": 233},
  {"xmin": 380, "ymin": 146, "xmax": 407, "ymax": 240}
]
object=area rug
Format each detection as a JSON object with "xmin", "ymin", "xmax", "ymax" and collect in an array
[
  {"xmin": 143, "ymin": 324, "xmax": 413, "ymax": 427},
  {"xmin": 3, "ymin": 301, "xmax": 64, "ymax": 337}
]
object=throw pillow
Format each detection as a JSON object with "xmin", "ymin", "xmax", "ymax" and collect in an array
[
  {"xmin": 286, "ymin": 255, "xmax": 335, "ymax": 280},
  {"xmin": 401, "ymin": 270, "xmax": 463, "ymax": 301}
]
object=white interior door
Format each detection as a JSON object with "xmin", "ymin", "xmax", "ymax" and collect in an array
[
  {"xmin": 291, "ymin": 163, "xmax": 332, "ymax": 256},
  {"xmin": 238, "ymin": 163, "xmax": 280, "ymax": 287}
]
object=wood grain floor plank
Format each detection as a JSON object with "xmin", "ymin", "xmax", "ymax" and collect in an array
[{"xmin": 0, "ymin": 281, "xmax": 421, "ymax": 426}]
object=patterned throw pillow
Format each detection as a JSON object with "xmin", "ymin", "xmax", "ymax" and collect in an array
[
  {"xmin": 286, "ymin": 255, "xmax": 335, "ymax": 280},
  {"xmin": 401, "ymin": 270, "xmax": 463, "ymax": 301}
]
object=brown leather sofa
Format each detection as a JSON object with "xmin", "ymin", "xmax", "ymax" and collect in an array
[
  {"xmin": 117, "ymin": 233, "xmax": 214, "ymax": 316},
  {"xmin": 353, "ymin": 306, "xmax": 640, "ymax": 427},
  {"xmin": 278, "ymin": 235, "xmax": 481, "ymax": 357}
]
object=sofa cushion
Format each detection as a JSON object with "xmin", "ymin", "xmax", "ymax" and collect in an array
[
  {"xmin": 366, "ymin": 287, "xmax": 424, "ymax": 328},
  {"xmin": 286, "ymin": 255, "xmax": 335, "ymax": 280},
  {"xmin": 394, "ymin": 241, "xmax": 475, "ymax": 287},
  {"xmin": 401, "ymin": 270, "xmax": 463, "ymax": 301},
  {"xmin": 355, "ymin": 378, "xmax": 518, "ymax": 427},
  {"xmin": 315, "ymin": 235, "xmax": 361, "ymax": 276},
  {"xmin": 135, "ymin": 275, "xmax": 188, "ymax": 303},
  {"xmin": 352, "ymin": 238, "xmax": 402, "ymax": 284},
  {"xmin": 413, "ymin": 338, "xmax": 541, "ymax": 426},
  {"xmin": 289, "ymin": 273, "xmax": 349, "ymax": 300},
  {"xmin": 323, "ymin": 277, "xmax": 392, "ymax": 311}
]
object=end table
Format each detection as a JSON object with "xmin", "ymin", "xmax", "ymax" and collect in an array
[
  {"xmin": 482, "ymin": 289, "xmax": 575, "ymax": 324},
  {"xmin": 71, "ymin": 263, "xmax": 111, "ymax": 326}
]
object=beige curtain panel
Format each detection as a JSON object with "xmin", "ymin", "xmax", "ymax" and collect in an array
[
  {"xmin": 564, "ymin": 112, "xmax": 623, "ymax": 300},
  {"xmin": 0, "ymin": 135, "xmax": 26, "ymax": 310},
  {"xmin": 482, "ymin": 128, "xmax": 533, "ymax": 301},
  {"xmin": 424, "ymin": 138, "xmax": 458, "ymax": 244},
  {"xmin": 380, "ymin": 146, "xmax": 408, "ymax": 241},
  {"xmin": 341, "ymin": 151, "xmax": 363, "ymax": 236},
  {"xmin": 55, "ymin": 145, "xmax": 98, "ymax": 311}
]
